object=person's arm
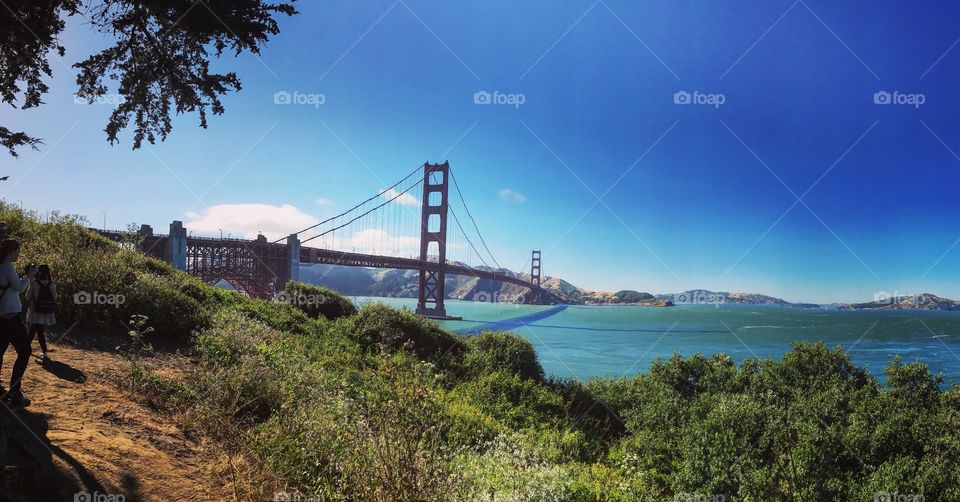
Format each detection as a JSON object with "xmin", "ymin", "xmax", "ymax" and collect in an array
[
  {"xmin": 2, "ymin": 264, "xmax": 28, "ymax": 293},
  {"xmin": 51, "ymin": 282, "xmax": 59, "ymax": 301}
]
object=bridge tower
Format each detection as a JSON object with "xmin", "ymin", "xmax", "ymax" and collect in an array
[
  {"xmin": 416, "ymin": 162, "xmax": 450, "ymax": 318},
  {"xmin": 531, "ymin": 249, "xmax": 541, "ymax": 287}
]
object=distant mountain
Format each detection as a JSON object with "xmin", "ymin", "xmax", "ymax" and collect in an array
[
  {"xmin": 538, "ymin": 278, "xmax": 671, "ymax": 306},
  {"xmin": 298, "ymin": 262, "xmax": 562, "ymax": 304},
  {"xmin": 837, "ymin": 293, "xmax": 960, "ymax": 311},
  {"xmin": 297, "ymin": 265, "xmax": 960, "ymax": 311},
  {"xmin": 654, "ymin": 290, "xmax": 821, "ymax": 308},
  {"xmin": 298, "ymin": 264, "xmax": 668, "ymax": 306}
]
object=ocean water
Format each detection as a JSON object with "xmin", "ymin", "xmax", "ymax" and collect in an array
[{"xmin": 347, "ymin": 297, "xmax": 960, "ymax": 385}]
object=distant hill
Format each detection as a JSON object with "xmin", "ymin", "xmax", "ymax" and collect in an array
[
  {"xmin": 298, "ymin": 262, "xmax": 563, "ymax": 304},
  {"xmin": 654, "ymin": 290, "xmax": 821, "ymax": 309},
  {"xmin": 297, "ymin": 266, "xmax": 960, "ymax": 311},
  {"xmin": 299, "ymin": 264, "xmax": 668, "ymax": 306},
  {"xmin": 837, "ymin": 293, "xmax": 960, "ymax": 311}
]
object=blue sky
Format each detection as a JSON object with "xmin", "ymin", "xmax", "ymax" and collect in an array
[{"xmin": 3, "ymin": 0, "xmax": 960, "ymax": 303}]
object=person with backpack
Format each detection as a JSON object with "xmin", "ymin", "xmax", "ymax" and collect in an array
[
  {"xmin": 27, "ymin": 264, "xmax": 57, "ymax": 362},
  {"xmin": 0, "ymin": 239, "xmax": 35, "ymax": 407}
]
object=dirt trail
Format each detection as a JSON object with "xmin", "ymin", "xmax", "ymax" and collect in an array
[{"xmin": 0, "ymin": 339, "xmax": 223, "ymax": 501}]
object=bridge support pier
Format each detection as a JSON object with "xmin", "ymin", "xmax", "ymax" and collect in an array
[
  {"xmin": 165, "ymin": 221, "xmax": 187, "ymax": 271},
  {"xmin": 416, "ymin": 162, "xmax": 451, "ymax": 319},
  {"xmin": 286, "ymin": 234, "xmax": 300, "ymax": 287}
]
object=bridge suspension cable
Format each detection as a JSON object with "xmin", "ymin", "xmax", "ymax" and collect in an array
[
  {"xmin": 300, "ymin": 176, "xmax": 423, "ymax": 245},
  {"xmin": 448, "ymin": 167, "xmax": 503, "ymax": 270},
  {"xmin": 272, "ymin": 163, "xmax": 424, "ymax": 243}
]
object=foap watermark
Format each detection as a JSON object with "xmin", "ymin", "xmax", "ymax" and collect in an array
[
  {"xmin": 274, "ymin": 490, "xmax": 325, "ymax": 502},
  {"xmin": 274, "ymin": 90, "xmax": 326, "ymax": 108},
  {"xmin": 472, "ymin": 290, "xmax": 526, "ymax": 304},
  {"xmin": 673, "ymin": 291, "xmax": 726, "ymax": 305},
  {"xmin": 74, "ymin": 291, "xmax": 126, "ymax": 308},
  {"xmin": 674, "ymin": 493, "xmax": 725, "ymax": 502},
  {"xmin": 674, "ymin": 90, "xmax": 725, "ymax": 108},
  {"xmin": 272, "ymin": 291, "xmax": 330, "ymax": 307},
  {"xmin": 875, "ymin": 492, "xmax": 924, "ymax": 502},
  {"xmin": 873, "ymin": 291, "xmax": 930, "ymax": 308},
  {"xmin": 74, "ymin": 93, "xmax": 126, "ymax": 107},
  {"xmin": 74, "ymin": 491, "xmax": 125, "ymax": 502},
  {"xmin": 473, "ymin": 90, "xmax": 525, "ymax": 108},
  {"xmin": 873, "ymin": 91, "xmax": 925, "ymax": 108}
]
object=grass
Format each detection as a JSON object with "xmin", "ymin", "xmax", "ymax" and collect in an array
[{"xmin": 6, "ymin": 202, "xmax": 960, "ymax": 501}]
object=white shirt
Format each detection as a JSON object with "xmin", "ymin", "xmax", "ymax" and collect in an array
[{"xmin": 0, "ymin": 262, "xmax": 30, "ymax": 317}]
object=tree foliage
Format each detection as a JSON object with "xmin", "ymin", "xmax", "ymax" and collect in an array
[{"xmin": 0, "ymin": 0, "xmax": 297, "ymax": 156}]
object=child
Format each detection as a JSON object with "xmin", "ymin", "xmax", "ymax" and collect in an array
[{"xmin": 27, "ymin": 264, "xmax": 57, "ymax": 362}]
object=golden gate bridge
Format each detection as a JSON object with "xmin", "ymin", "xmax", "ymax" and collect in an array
[{"xmin": 96, "ymin": 162, "xmax": 545, "ymax": 318}]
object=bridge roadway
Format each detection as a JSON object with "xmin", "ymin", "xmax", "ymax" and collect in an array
[
  {"xmin": 298, "ymin": 246, "xmax": 536, "ymax": 289},
  {"xmin": 94, "ymin": 228, "xmax": 538, "ymax": 291}
]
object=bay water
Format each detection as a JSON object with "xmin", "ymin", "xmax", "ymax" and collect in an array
[{"xmin": 349, "ymin": 296, "xmax": 960, "ymax": 385}]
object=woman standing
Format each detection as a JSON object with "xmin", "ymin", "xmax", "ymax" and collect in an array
[
  {"xmin": 27, "ymin": 264, "xmax": 57, "ymax": 362},
  {"xmin": 0, "ymin": 239, "xmax": 35, "ymax": 407}
]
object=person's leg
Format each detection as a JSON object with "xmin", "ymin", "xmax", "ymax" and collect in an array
[
  {"xmin": 31, "ymin": 324, "xmax": 47, "ymax": 354},
  {"xmin": 8, "ymin": 319, "xmax": 31, "ymax": 401},
  {"xmin": 0, "ymin": 318, "xmax": 11, "ymax": 378}
]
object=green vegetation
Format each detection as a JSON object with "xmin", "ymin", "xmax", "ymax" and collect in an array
[{"xmin": 6, "ymin": 203, "xmax": 960, "ymax": 501}]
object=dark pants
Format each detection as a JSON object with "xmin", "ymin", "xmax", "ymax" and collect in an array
[
  {"xmin": 29, "ymin": 324, "xmax": 47, "ymax": 353},
  {"xmin": 0, "ymin": 316, "xmax": 30, "ymax": 395}
]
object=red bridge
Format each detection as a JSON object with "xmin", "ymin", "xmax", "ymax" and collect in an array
[{"xmin": 97, "ymin": 162, "xmax": 544, "ymax": 318}]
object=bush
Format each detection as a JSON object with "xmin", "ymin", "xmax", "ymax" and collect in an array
[
  {"xmin": 464, "ymin": 331, "xmax": 544, "ymax": 382},
  {"xmin": 331, "ymin": 303, "xmax": 464, "ymax": 367},
  {"xmin": 450, "ymin": 372, "xmax": 565, "ymax": 431},
  {"xmin": 281, "ymin": 281, "xmax": 357, "ymax": 320}
]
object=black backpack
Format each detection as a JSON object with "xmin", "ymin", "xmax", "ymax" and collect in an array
[{"xmin": 34, "ymin": 281, "xmax": 57, "ymax": 314}]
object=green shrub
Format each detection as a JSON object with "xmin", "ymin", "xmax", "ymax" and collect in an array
[
  {"xmin": 247, "ymin": 354, "xmax": 465, "ymax": 501},
  {"xmin": 464, "ymin": 331, "xmax": 544, "ymax": 382},
  {"xmin": 331, "ymin": 303, "xmax": 465, "ymax": 367},
  {"xmin": 281, "ymin": 281, "xmax": 357, "ymax": 320},
  {"xmin": 232, "ymin": 297, "xmax": 324, "ymax": 338},
  {"xmin": 450, "ymin": 372, "xmax": 565, "ymax": 431}
]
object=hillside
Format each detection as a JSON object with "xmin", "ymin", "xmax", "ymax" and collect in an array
[
  {"xmin": 1, "ymin": 205, "xmax": 958, "ymax": 501},
  {"xmin": 838, "ymin": 293, "xmax": 960, "ymax": 311},
  {"xmin": 652, "ymin": 289, "xmax": 821, "ymax": 308}
]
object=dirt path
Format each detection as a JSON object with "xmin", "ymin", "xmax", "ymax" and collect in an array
[{"xmin": 0, "ymin": 340, "xmax": 223, "ymax": 501}]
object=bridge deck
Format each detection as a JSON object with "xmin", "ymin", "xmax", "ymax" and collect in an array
[{"xmin": 94, "ymin": 229, "xmax": 539, "ymax": 290}]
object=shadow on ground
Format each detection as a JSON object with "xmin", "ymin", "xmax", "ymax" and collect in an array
[{"xmin": 0, "ymin": 367, "xmax": 140, "ymax": 501}]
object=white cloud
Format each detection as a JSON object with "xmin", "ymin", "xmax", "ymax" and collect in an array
[
  {"xmin": 382, "ymin": 187, "xmax": 419, "ymax": 206},
  {"xmin": 185, "ymin": 203, "xmax": 319, "ymax": 241},
  {"xmin": 315, "ymin": 197, "xmax": 335, "ymax": 206},
  {"xmin": 498, "ymin": 188, "xmax": 527, "ymax": 203}
]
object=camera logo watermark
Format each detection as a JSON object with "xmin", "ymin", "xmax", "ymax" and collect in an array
[
  {"xmin": 74, "ymin": 94, "xmax": 126, "ymax": 107},
  {"xmin": 675, "ymin": 493, "xmax": 725, "ymax": 502},
  {"xmin": 673, "ymin": 292, "xmax": 726, "ymax": 305},
  {"xmin": 74, "ymin": 291, "xmax": 125, "ymax": 308},
  {"xmin": 674, "ymin": 90, "xmax": 725, "ymax": 108},
  {"xmin": 273, "ymin": 291, "xmax": 329, "ymax": 307},
  {"xmin": 873, "ymin": 91, "xmax": 924, "ymax": 108},
  {"xmin": 873, "ymin": 291, "xmax": 929, "ymax": 308},
  {"xmin": 472, "ymin": 290, "xmax": 527, "ymax": 304},
  {"xmin": 875, "ymin": 492, "xmax": 924, "ymax": 502},
  {"xmin": 274, "ymin": 491, "xmax": 325, "ymax": 502},
  {"xmin": 473, "ymin": 90, "xmax": 525, "ymax": 108},
  {"xmin": 274, "ymin": 91, "xmax": 326, "ymax": 108},
  {"xmin": 75, "ymin": 491, "xmax": 125, "ymax": 502}
]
